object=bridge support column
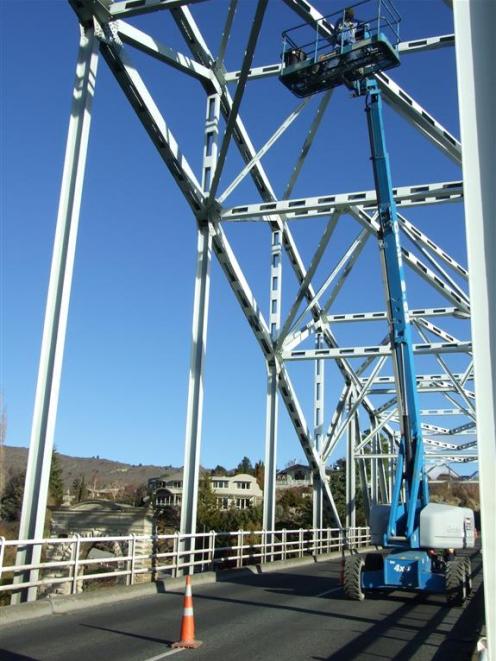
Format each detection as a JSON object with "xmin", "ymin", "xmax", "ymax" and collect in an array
[
  {"xmin": 263, "ymin": 229, "xmax": 282, "ymax": 533},
  {"xmin": 454, "ymin": 3, "xmax": 496, "ymax": 657},
  {"xmin": 369, "ymin": 416, "xmax": 378, "ymax": 506},
  {"xmin": 14, "ymin": 27, "xmax": 99, "ymax": 603},
  {"xmin": 312, "ymin": 332, "xmax": 324, "ymax": 531},
  {"xmin": 179, "ymin": 93, "xmax": 219, "ymax": 558},
  {"xmin": 345, "ymin": 402, "xmax": 356, "ymax": 529}
]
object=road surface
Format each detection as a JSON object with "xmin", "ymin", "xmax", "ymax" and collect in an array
[{"xmin": 0, "ymin": 551, "xmax": 483, "ymax": 660}]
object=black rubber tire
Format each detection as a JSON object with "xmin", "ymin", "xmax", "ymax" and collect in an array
[
  {"xmin": 344, "ymin": 554, "xmax": 365, "ymax": 601},
  {"xmin": 445, "ymin": 559, "xmax": 467, "ymax": 606},
  {"xmin": 464, "ymin": 557, "xmax": 472, "ymax": 595}
]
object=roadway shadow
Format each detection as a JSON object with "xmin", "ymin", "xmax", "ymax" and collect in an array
[
  {"xmin": 0, "ymin": 652, "xmax": 38, "ymax": 660},
  {"xmin": 312, "ymin": 593, "xmax": 457, "ymax": 660},
  {"xmin": 209, "ymin": 561, "xmax": 343, "ymax": 599},
  {"xmin": 80, "ymin": 623, "xmax": 174, "ymax": 646},
  {"xmin": 431, "ymin": 584, "xmax": 485, "ymax": 660},
  {"xmin": 311, "ymin": 556, "xmax": 484, "ymax": 660}
]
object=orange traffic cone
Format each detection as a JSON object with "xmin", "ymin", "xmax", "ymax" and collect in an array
[{"xmin": 171, "ymin": 575, "xmax": 202, "ymax": 649}]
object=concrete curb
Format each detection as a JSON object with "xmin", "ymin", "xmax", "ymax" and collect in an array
[{"xmin": 0, "ymin": 547, "xmax": 375, "ymax": 627}]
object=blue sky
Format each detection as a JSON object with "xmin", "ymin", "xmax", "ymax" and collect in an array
[{"xmin": 1, "ymin": 0, "xmax": 471, "ymax": 472}]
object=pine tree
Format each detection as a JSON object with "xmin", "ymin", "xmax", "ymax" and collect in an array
[
  {"xmin": 254, "ymin": 460, "xmax": 264, "ymax": 489},
  {"xmin": 48, "ymin": 449, "xmax": 64, "ymax": 507},
  {"xmin": 0, "ymin": 470, "xmax": 25, "ymax": 522},
  {"xmin": 236, "ymin": 456, "xmax": 254, "ymax": 475}
]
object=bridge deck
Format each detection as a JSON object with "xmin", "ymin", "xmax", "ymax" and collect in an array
[{"xmin": 0, "ymin": 552, "xmax": 484, "ymax": 660}]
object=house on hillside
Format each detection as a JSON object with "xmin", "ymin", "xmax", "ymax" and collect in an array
[
  {"xmin": 211, "ymin": 473, "xmax": 262, "ymax": 510},
  {"xmin": 276, "ymin": 464, "xmax": 312, "ymax": 488},
  {"xmin": 148, "ymin": 471, "xmax": 263, "ymax": 510},
  {"xmin": 149, "ymin": 470, "xmax": 185, "ymax": 507}
]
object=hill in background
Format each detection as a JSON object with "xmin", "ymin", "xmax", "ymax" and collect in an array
[{"xmin": 3, "ymin": 445, "xmax": 175, "ymax": 491}]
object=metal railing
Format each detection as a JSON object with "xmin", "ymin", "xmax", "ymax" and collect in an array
[{"xmin": 0, "ymin": 527, "xmax": 370, "ymax": 602}]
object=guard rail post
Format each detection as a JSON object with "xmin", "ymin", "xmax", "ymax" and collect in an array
[
  {"xmin": 236, "ymin": 530, "xmax": 243, "ymax": 568},
  {"xmin": 209, "ymin": 530, "xmax": 216, "ymax": 571},
  {"xmin": 129, "ymin": 534, "xmax": 137, "ymax": 586},
  {"xmin": 70, "ymin": 534, "xmax": 81, "ymax": 594},
  {"xmin": 172, "ymin": 532, "xmax": 180, "ymax": 578},
  {"xmin": 0, "ymin": 536, "xmax": 6, "ymax": 583}
]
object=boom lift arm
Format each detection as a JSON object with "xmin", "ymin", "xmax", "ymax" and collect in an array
[{"xmin": 363, "ymin": 76, "xmax": 429, "ymax": 549}]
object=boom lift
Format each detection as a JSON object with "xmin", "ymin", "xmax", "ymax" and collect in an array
[{"xmin": 280, "ymin": 0, "xmax": 475, "ymax": 603}]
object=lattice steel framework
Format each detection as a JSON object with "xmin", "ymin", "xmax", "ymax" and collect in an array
[{"xmin": 17, "ymin": 0, "xmax": 479, "ymax": 600}]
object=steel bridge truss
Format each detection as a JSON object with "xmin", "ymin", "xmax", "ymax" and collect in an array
[{"xmin": 17, "ymin": 0, "xmax": 475, "ymax": 598}]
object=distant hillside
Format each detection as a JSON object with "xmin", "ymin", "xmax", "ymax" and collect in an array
[{"xmin": 3, "ymin": 445, "xmax": 177, "ymax": 491}]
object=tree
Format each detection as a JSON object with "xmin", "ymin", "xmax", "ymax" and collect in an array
[
  {"xmin": 72, "ymin": 475, "xmax": 88, "ymax": 502},
  {"xmin": 276, "ymin": 487, "xmax": 312, "ymax": 529},
  {"xmin": 211, "ymin": 465, "xmax": 227, "ymax": 476},
  {"xmin": 327, "ymin": 460, "xmax": 366, "ymax": 526},
  {"xmin": 236, "ymin": 456, "xmax": 254, "ymax": 475},
  {"xmin": 254, "ymin": 460, "xmax": 264, "ymax": 489},
  {"xmin": 48, "ymin": 449, "xmax": 64, "ymax": 507},
  {"xmin": 0, "ymin": 470, "xmax": 25, "ymax": 522},
  {"xmin": 134, "ymin": 483, "xmax": 149, "ymax": 506},
  {"xmin": 197, "ymin": 477, "xmax": 220, "ymax": 531}
]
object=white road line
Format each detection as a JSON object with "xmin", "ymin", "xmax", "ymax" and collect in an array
[
  {"xmin": 143, "ymin": 647, "xmax": 186, "ymax": 661},
  {"xmin": 315, "ymin": 586, "xmax": 342, "ymax": 598}
]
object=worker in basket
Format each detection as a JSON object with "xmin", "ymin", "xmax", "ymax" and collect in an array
[{"xmin": 334, "ymin": 7, "xmax": 359, "ymax": 51}]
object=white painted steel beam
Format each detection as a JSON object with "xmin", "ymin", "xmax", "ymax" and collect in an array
[
  {"xmin": 263, "ymin": 366, "xmax": 278, "ymax": 532},
  {"xmin": 400, "ymin": 248, "xmax": 470, "ymax": 312},
  {"xmin": 398, "ymin": 34, "xmax": 455, "ymax": 54},
  {"xmin": 360, "ymin": 373, "xmax": 471, "ymax": 386},
  {"xmin": 358, "ymin": 453, "xmax": 477, "ymax": 462},
  {"xmin": 117, "ymin": 21, "xmax": 215, "ymax": 83},
  {"xmin": 346, "ymin": 391, "xmax": 357, "ymax": 528},
  {"xmin": 313, "ymin": 333, "xmax": 324, "ymax": 530},
  {"xmin": 263, "ymin": 227, "xmax": 282, "ymax": 532},
  {"xmin": 283, "ymin": 341, "xmax": 471, "ymax": 361},
  {"xmin": 208, "ymin": 0, "xmax": 268, "ymax": 201},
  {"xmin": 15, "ymin": 28, "xmax": 99, "ymax": 603},
  {"xmin": 284, "ymin": 91, "xmax": 332, "ymax": 200},
  {"xmin": 180, "ymin": 226, "xmax": 212, "ymax": 545},
  {"xmin": 376, "ymin": 71, "xmax": 461, "ymax": 164},
  {"xmin": 221, "ymin": 181, "xmax": 463, "ymax": 221},
  {"xmin": 277, "ymin": 214, "xmax": 340, "ymax": 346},
  {"xmin": 414, "ymin": 317, "xmax": 465, "ymax": 345},
  {"xmin": 179, "ymin": 92, "xmax": 219, "ymax": 545},
  {"xmin": 109, "ymin": 0, "xmax": 208, "ymax": 19},
  {"xmin": 324, "ymin": 357, "xmax": 387, "ymax": 458},
  {"xmin": 326, "ymin": 307, "xmax": 465, "ymax": 323},
  {"xmin": 286, "ymin": 229, "xmax": 367, "ymax": 338},
  {"xmin": 415, "ymin": 324, "xmax": 475, "ymax": 417},
  {"xmin": 399, "ymin": 213, "xmax": 468, "ymax": 281},
  {"xmin": 454, "ymin": 3, "xmax": 496, "ymax": 655},
  {"xmin": 219, "ymin": 97, "xmax": 310, "ymax": 204},
  {"xmin": 99, "ymin": 42, "xmax": 204, "ymax": 214},
  {"xmin": 217, "ymin": 0, "xmax": 238, "ymax": 70}
]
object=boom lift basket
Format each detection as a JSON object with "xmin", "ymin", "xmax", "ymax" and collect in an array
[{"xmin": 280, "ymin": 0, "xmax": 401, "ymax": 97}]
